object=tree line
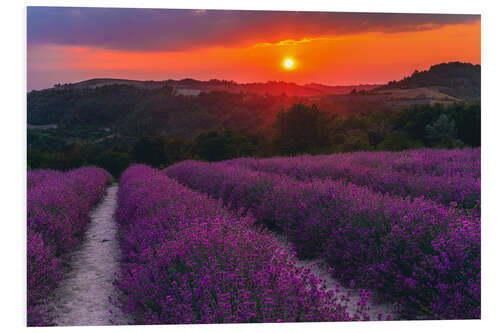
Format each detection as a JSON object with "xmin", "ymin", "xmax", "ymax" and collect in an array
[{"xmin": 28, "ymin": 102, "xmax": 480, "ymax": 178}]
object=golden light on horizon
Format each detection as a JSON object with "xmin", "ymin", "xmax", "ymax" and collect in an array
[
  {"xmin": 283, "ymin": 58, "xmax": 295, "ymax": 70},
  {"xmin": 28, "ymin": 20, "xmax": 481, "ymax": 90}
]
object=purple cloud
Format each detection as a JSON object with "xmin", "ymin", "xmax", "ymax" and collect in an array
[{"xmin": 27, "ymin": 7, "xmax": 480, "ymax": 51}]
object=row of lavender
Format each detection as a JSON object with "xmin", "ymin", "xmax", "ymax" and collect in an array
[
  {"xmin": 113, "ymin": 165, "xmax": 372, "ymax": 324},
  {"xmin": 165, "ymin": 160, "xmax": 480, "ymax": 319},
  {"xmin": 312, "ymin": 148, "xmax": 479, "ymax": 178},
  {"xmin": 225, "ymin": 148, "xmax": 480, "ymax": 209},
  {"xmin": 27, "ymin": 167, "xmax": 112, "ymax": 326},
  {"xmin": 229, "ymin": 148, "xmax": 480, "ymax": 178},
  {"xmin": 368, "ymin": 148, "xmax": 480, "ymax": 178}
]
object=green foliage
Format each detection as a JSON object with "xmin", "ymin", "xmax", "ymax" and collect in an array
[
  {"xmin": 272, "ymin": 104, "xmax": 330, "ymax": 155},
  {"xmin": 426, "ymin": 114, "xmax": 457, "ymax": 144},
  {"xmin": 27, "ymin": 149, "xmax": 44, "ymax": 170},
  {"xmin": 28, "ymin": 85, "xmax": 150, "ymax": 126},
  {"xmin": 40, "ymin": 152, "xmax": 85, "ymax": 171},
  {"xmin": 453, "ymin": 103, "xmax": 481, "ymax": 146},
  {"xmin": 94, "ymin": 152, "xmax": 131, "ymax": 178},
  {"xmin": 377, "ymin": 131, "xmax": 424, "ymax": 151},
  {"xmin": 194, "ymin": 129, "xmax": 256, "ymax": 162},
  {"xmin": 394, "ymin": 103, "xmax": 480, "ymax": 147},
  {"xmin": 27, "ymin": 84, "xmax": 481, "ymax": 172},
  {"xmin": 132, "ymin": 135, "xmax": 168, "ymax": 168},
  {"xmin": 27, "ymin": 85, "xmax": 300, "ymax": 138},
  {"xmin": 364, "ymin": 110, "xmax": 396, "ymax": 147},
  {"xmin": 27, "ymin": 130, "xmax": 66, "ymax": 152},
  {"xmin": 337, "ymin": 135, "xmax": 373, "ymax": 153},
  {"xmin": 164, "ymin": 138, "xmax": 193, "ymax": 165}
]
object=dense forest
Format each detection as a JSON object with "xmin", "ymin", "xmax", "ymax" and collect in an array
[
  {"xmin": 27, "ymin": 62, "xmax": 480, "ymax": 177},
  {"xmin": 28, "ymin": 101, "xmax": 480, "ymax": 177},
  {"xmin": 28, "ymin": 86, "xmax": 303, "ymax": 134}
]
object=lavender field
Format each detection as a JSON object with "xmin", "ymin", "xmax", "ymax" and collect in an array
[
  {"xmin": 23, "ymin": 6, "xmax": 484, "ymax": 327},
  {"xmin": 27, "ymin": 148, "xmax": 480, "ymax": 325}
]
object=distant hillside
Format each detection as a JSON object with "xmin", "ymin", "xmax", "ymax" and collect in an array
[
  {"xmin": 28, "ymin": 61, "xmax": 481, "ymax": 143},
  {"xmin": 61, "ymin": 78, "xmax": 380, "ymax": 97},
  {"xmin": 46, "ymin": 62, "xmax": 480, "ymax": 102},
  {"xmin": 373, "ymin": 62, "xmax": 480, "ymax": 102}
]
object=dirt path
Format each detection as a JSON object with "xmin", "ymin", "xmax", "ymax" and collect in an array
[
  {"xmin": 275, "ymin": 234, "xmax": 398, "ymax": 320},
  {"xmin": 48, "ymin": 184, "xmax": 129, "ymax": 326}
]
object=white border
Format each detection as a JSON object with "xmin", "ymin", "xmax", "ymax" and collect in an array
[{"xmin": 2, "ymin": 0, "xmax": 498, "ymax": 332}]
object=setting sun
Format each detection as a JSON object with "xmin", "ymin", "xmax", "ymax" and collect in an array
[{"xmin": 283, "ymin": 58, "xmax": 294, "ymax": 70}]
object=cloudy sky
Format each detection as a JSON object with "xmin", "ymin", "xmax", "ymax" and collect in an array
[{"xmin": 27, "ymin": 7, "xmax": 481, "ymax": 90}]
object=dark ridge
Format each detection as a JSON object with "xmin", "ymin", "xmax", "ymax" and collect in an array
[{"xmin": 374, "ymin": 62, "xmax": 480, "ymax": 102}]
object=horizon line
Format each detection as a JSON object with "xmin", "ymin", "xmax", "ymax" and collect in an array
[{"xmin": 27, "ymin": 61, "xmax": 480, "ymax": 92}]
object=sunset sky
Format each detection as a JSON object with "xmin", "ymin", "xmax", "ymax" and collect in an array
[{"xmin": 27, "ymin": 7, "xmax": 481, "ymax": 91}]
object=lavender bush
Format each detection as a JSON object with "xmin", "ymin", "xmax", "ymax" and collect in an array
[
  {"xmin": 226, "ymin": 148, "xmax": 480, "ymax": 209},
  {"xmin": 27, "ymin": 169, "xmax": 62, "ymax": 190},
  {"xmin": 228, "ymin": 148, "xmax": 480, "ymax": 178},
  {"xmin": 166, "ymin": 159, "xmax": 480, "ymax": 319},
  {"xmin": 27, "ymin": 167, "xmax": 112, "ymax": 326},
  {"xmin": 114, "ymin": 165, "xmax": 369, "ymax": 324}
]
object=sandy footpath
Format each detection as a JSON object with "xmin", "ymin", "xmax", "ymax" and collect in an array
[
  {"xmin": 47, "ymin": 184, "xmax": 129, "ymax": 326},
  {"xmin": 274, "ymin": 233, "xmax": 398, "ymax": 320}
]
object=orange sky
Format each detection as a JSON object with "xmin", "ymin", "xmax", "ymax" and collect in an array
[{"xmin": 27, "ymin": 9, "xmax": 480, "ymax": 90}]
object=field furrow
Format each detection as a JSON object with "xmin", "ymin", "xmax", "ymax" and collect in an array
[
  {"xmin": 165, "ymin": 160, "xmax": 480, "ymax": 319},
  {"xmin": 113, "ymin": 165, "xmax": 373, "ymax": 324},
  {"xmin": 225, "ymin": 149, "xmax": 480, "ymax": 210}
]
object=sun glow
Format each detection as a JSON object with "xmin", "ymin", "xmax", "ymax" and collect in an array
[{"xmin": 283, "ymin": 58, "xmax": 295, "ymax": 70}]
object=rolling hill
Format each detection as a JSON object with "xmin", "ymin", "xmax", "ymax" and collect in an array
[
  {"xmin": 60, "ymin": 78, "xmax": 380, "ymax": 97},
  {"xmin": 28, "ymin": 61, "xmax": 480, "ymax": 143},
  {"xmin": 57, "ymin": 62, "xmax": 479, "ymax": 104},
  {"xmin": 372, "ymin": 62, "xmax": 480, "ymax": 103}
]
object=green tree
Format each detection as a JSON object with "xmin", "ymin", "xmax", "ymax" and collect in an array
[
  {"xmin": 164, "ymin": 138, "xmax": 193, "ymax": 165},
  {"xmin": 193, "ymin": 130, "xmax": 255, "ymax": 162},
  {"xmin": 94, "ymin": 152, "xmax": 131, "ymax": 178},
  {"xmin": 453, "ymin": 104, "xmax": 480, "ymax": 146},
  {"xmin": 27, "ymin": 149, "xmax": 44, "ymax": 170},
  {"xmin": 377, "ymin": 131, "xmax": 424, "ymax": 151},
  {"xmin": 41, "ymin": 152, "xmax": 84, "ymax": 171},
  {"xmin": 132, "ymin": 135, "xmax": 167, "ymax": 167},
  {"xmin": 425, "ymin": 114, "xmax": 459, "ymax": 147},
  {"xmin": 272, "ymin": 104, "xmax": 330, "ymax": 155},
  {"xmin": 337, "ymin": 134, "xmax": 373, "ymax": 152}
]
